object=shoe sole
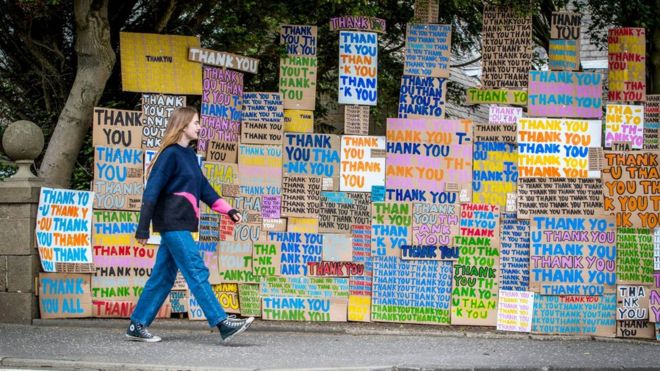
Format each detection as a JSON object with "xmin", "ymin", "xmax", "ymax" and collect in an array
[
  {"xmin": 222, "ymin": 317, "xmax": 254, "ymax": 343},
  {"xmin": 125, "ymin": 334, "xmax": 162, "ymax": 343}
]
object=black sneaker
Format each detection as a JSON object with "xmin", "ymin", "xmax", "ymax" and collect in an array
[
  {"xmin": 126, "ymin": 321, "xmax": 162, "ymax": 342},
  {"xmin": 218, "ymin": 315, "xmax": 254, "ymax": 342}
]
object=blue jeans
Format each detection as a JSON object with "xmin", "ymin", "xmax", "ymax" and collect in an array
[{"xmin": 130, "ymin": 230, "xmax": 227, "ymax": 327}]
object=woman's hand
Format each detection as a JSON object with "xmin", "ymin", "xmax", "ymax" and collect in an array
[
  {"xmin": 137, "ymin": 238, "xmax": 148, "ymax": 246},
  {"xmin": 228, "ymin": 209, "xmax": 242, "ymax": 223}
]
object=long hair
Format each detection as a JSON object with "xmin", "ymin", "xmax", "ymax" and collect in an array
[{"xmin": 146, "ymin": 106, "xmax": 198, "ymax": 177}]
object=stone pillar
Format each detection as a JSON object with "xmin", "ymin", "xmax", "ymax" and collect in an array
[{"xmin": 0, "ymin": 120, "xmax": 45, "ymax": 324}]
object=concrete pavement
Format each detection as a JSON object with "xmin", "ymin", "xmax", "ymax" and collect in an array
[{"xmin": 1, "ymin": 319, "xmax": 659, "ymax": 370}]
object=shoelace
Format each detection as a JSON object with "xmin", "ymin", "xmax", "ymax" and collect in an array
[
  {"xmin": 223, "ymin": 317, "xmax": 246, "ymax": 328},
  {"xmin": 136, "ymin": 324, "xmax": 154, "ymax": 338}
]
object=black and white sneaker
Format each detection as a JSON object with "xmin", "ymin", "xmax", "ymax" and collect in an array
[
  {"xmin": 218, "ymin": 315, "xmax": 254, "ymax": 342},
  {"xmin": 126, "ymin": 321, "xmax": 162, "ymax": 342}
]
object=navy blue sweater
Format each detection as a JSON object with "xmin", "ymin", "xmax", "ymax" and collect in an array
[{"xmin": 135, "ymin": 144, "xmax": 229, "ymax": 239}]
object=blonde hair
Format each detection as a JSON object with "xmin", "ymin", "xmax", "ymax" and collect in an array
[{"xmin": 146, "ymin": 106, "xmax": 198, "ymax": 176}]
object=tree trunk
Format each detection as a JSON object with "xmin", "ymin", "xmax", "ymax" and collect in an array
[{"xmin": 38, "ymin": 0, "xmax": 115, "ymax": 187}]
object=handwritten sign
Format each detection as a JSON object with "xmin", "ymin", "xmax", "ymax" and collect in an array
[
  {"xmin": 36, "ymin": 188, "xmax": 94, "ymax": 272},
  {"xmin": 340, "ymin": 135, "xmax": 385, "ymax": 192},
  {"xmin": 92, "ymin": 107, "xmax": 142, "ymax": 149},
  {"xmin": 200, "ymin": 67, "xmax": 243, "ymax": 158},
  {"xmin": 329, "ymin": 16, "xmax": 386, "ymax": 33},
  {"xmin": 527, "ymin": 71, "xmax": 602, "ymax": 118},
  {"xmin": 283, "ymin": 133, "xmax": 341, "ymax": 184},
  {"xmin": 500, "ymin": 213, "xmax": 530, "ymax": 291},
  {"xmin": 650, "ymin": 273, "xmax": 660, "ymax": 323},
  {"xmin": 280, "ymin": 25, "xmax": 317, "ymax": 110},
  {"xmin": 268, "ymin": 232, "xmax": 323, "ymax": 276},
  {"xmin": 549, "ymin": 12, "xmax": 581, "ymax": 71},
  {"xmin": 413, "ymin": 0, "xmax": 439, "ymax": 24},
  {"xmin": 252, "ymin": 240, "xmax": 281, "ymax": 277},
  {"xmin": 605, "ymin": 104, "xmax": 644, "ymax": 149},
  {"xmin": 371, "ymin": 202, "xmax": 412, "ymax": 257},
  {"xmin": 473, "ymin": 142, "xmax": 517, "ymax": 206},
  {"xmin": 466, "ymin": 88, "xmax": 527, "ymax": 105},
  {"xmin": 645, "ymin": 96, "xmax": 660, "ymax": 149},
  {"xmin": 496, "ymin": 290, "xmax": 534, "ymax": 332},
  {"xmin": 262, "ymin": 296, "xmax": 348, "ymax": 321},
  {"xmin": 308, "ymin": 261, "xmax": 364, "ymax": 277},
  {"xmin": 386, "ymin": 118, "xmax": 472, "ymax": 203},
  {"xmin": 141, "ymin": 94, "xmax": 185, "ymax": 150},
  {"xmin": 517, "ymin": 118, "xmax": 602, "ymax": 178},
  {"xmin": 608, "ymin": 28, "xmax": 645, "ymax": 102},
  {"xmin": 372, "ymin": 256, "xmax": 452, "ymax": 324},
  {"xmin": 322, "ymin": 234, "xmax": 353, "ymax": 262},
  {"xmin": 119, "ymin": 32, "xmax": 201, "ymax": 94},
  {"xmin": 283, "ymin": 110, "xmax": 314, "ymax": 133},
  {"xmin": 196, "ymin": 241, "xmax": 220, "ymax": 284},
  {"xmin": 404, "ymin": 203, "xmax": 459, "ymax": 261},
  {"xmin": 238, "ymin": 144, "xmax": 282, "ymax": 196},
  {"xmin": 261, "ymin": 276, "xmax": 349, "ymax": 298},
  {"xmin": 404, "ymin": 24, "xmax": 451, "ymax": 77},
  {"xmin": 238, "ymin": 284, "xmax": 261, "ymax": 317},
  {"xmin": 213, "ymin": 283, "xmax": 240, "ymax": 314},
  {"xmin": 398, "ymin": 76, "xmax": 447, "ymax": 118},
  {"xmin": 344, "ymin": 105, "xmax": 370, "ymax": 135},
  {"xmin": 338, "ymin": 31, "xmax": 378, "ymax": 105},
  {"xmin": 533, "ymin": 294, "xmax": 616, "ymax": 336},
  {"xmin": 451, "ymin": 203, "xmax": 500, "ymax": 326},
  {"xmin": 474, "ymin": 122, "xmax": 517, "ymax": 143},
  {"xmin": 617, "ymin": 285, "xmax": 650, "ymax": 320},
  {"xmin": 217, "ymin": 241, "xmax": 258, "ymax": 283},
  {"xmin": 617, "ymin": 320, "xmax": 655, "ymax": 339},
  {"xmin": 516, "ymin": 177, "xmax": 604, "ymax": 219},
  {"xmin": 169, "ymin": 291, "xmax": 187, "ymax": 313},
  {"xmin": 281, "ymin": 176, "xmax": 321, "ymax": 218},
  {"xmin": 489, "ymin": 106, "xmax": 522, "ymax": 125},
  {"xmin": 480, "ymin": 5, "xmax": 532, "ymax": 88},
  {"xmin": 319, "ymin": 192, "xmax": 371, "ymax": 233},
  {"xmin": 617, "ymin": 228, "xmax": 654, "ymax": 285},
  {"xmin": 529, "ymin": 216, "xmax": 616, "ymax": 295},
  {"xmin": 602, "ymin": 151, "xmax": 660, "ymax": 228},
  {"xmin": 93, "ymin": 146, "xmax": 143, "ymax": 210},
  {"xmin": 39, "ymin": 273, "xmax": 92, "ymax": 319},
  {"xmin": 188, "ymin": 47, "xmax": 259, "ymax": 74}
]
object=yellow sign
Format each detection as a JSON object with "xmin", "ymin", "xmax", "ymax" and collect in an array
[
  {"xmin": 120, "ymin": 32, "xmax": 202, "ymax": 94},
  {"xmin": 283, "ymin": 110, "xmax": 314, "ymax": 132}
]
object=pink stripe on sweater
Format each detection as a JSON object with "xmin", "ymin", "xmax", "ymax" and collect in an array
[{"xmin": 173, "ymin": 192, "xmax": 200, "ymax": 219}]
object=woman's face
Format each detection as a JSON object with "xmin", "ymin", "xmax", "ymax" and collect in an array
[{"xmin": 181, "ymin": 114, "xmax": 200, "ymax": 142}]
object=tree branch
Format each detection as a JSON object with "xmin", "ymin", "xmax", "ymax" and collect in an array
[{"xmin": 451, "ymin": 56, "xmax": 482, "ymax": 68}]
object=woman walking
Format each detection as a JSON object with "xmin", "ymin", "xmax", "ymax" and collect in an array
[{"xmin": 126, "ymin": 106, "xmax": 253, "ymax": 343}]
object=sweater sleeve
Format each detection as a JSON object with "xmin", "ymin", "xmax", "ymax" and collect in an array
[{"xmin": 135, "ymin": 149, "xmax": 176, "ymax": 239}]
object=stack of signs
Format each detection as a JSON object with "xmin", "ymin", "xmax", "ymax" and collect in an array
[{"xmin": 548, "ymin": 12, "xmax": 581, "ymax": 71}]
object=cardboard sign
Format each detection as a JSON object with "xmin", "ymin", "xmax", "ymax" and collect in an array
[
  {"xmin": 655, "ymin": 229, "xmax": 660, "ymax": 271},
  {"xmin": 169, "ymin": 291, "xmax": 188, "ymax": 313},
  {"xmin": 500, "ymin": 213, "xmax": 530, "ymax": 291},
  {"xmin": 92, "ymin": 254, "xmax": 155, "ymax": 313},
  {"xmin": 398, "ymin": 76, "xmax": 447, "ymax": 119},
  {"xmin": 348, "ymin": 295, "xmax": 372, "ymax": 322},
  {"xmin": 308, "ymin": 261, "xmax": 364, "ymax": 277},
  {"xmin": 92, "ymin": 107, "xmax": 142, "ymax": 149},
  {"xmin": 280, "ymin": 25, "xmax": 317, "ymax": 110},
  {"xmin": 93, "ymin": 146, "xmax": 143, "ymax": 211},
  {"xmin": 529, "ymin": 216, "xmax": 616, "ymax": 295},
  {"xmin": 489, "ymin": 106, "xmax": 522, "ymax": 125},
  {"xmin": 533, "ymin": 294, "xmax": 616, "ymax": 337},
  {"xmin": 319, "ymin": 192, "xmax": 371, "ymax": 233},
  {"xmin": 92, "ymin": 210, "xmax": 151, "ymax": 270},
  {"xmin": 261, "ymin": 276, "xmax": 349, "ymax": 298},
  {"xmin": 188, "ymin": 47, "xmax": 259, "ymax": 74},
  {"xmin": 404, "ymin": 203, "xmax": 459, "ymax": 261},
  {"xmin": 217, "ymin": 241, "xmax": 258, "ymax": 283},
  {"xmin": 201, "ymin": 161, "xmax": 238, "ymax": 197},
  {"xmin": 39, "ymin": 273, "xmax": 92, "ymax": 319},
  {"xmin": 608, "ymin": 28, "xmax": 645, "ymax": 102},
  {"xmin": 451, "ymin": 204, "xmax": 501, "ymax": 326},
  {"xmin": 322, "ymin": 234, "xmax": 353, "ymax": 262},
  {"xmin": 262, "ymin": 196, "xmax": 281, "ymax": 219},
  {"xmin": 549, "ymin": 39, "xmax": 580, "ymax": 71},
  {"xmin": 281, "ymin": 176, "xmax": 322, "ymax": 218},
  {"xmin": 287, "ymin": 217, "xmax": 319, "ymax": 233},
  {"xmin": 617, "ymin": 320, "xmax": 656, "ymax": 339},
  {"xmin": 36, "ymin": 188, "xmax": 94, "ymax": 272},
  {"xmin": 646, "ymin": 96, "xmax": 660, "ymax": 149},
  {"xmin": 340, "ymin": 135, "xmax": 386, "ymax": 192},
  {"xmin": 199, "ymin": 67, "xmax": 243, "ymax": 158},
  {"xmin": 238, "ymin": 144, "xmax": 283, "ymax": 196},
  {"xmin": 119, "ymin": 32, "xmax": 201, "ymax": 94},
  {"xmin": 527, "ymin": 71, "xmax": 602, "ymax": 118},
  {"xmin": 466, "ymin": 88, "xmax": 528, "ymax": 105},
  {"xmin": 646, "ymin": 95, "xmax": 660, "ymax": 122},
  {"xmin": 649, "ymin": 272, "xmax": 660, "ymax": 323},
  {"xmin": 268, "ymin": 232, "xmax": 323, "ymax": 276},
  {"xmin": 284, "ymin": 110, "xmax": 314, "ymax": 133},
  {"xmin": 262, "ymin": 296, "xmax": 348, "ymax": 321},
  {"xmin": 480, "ymin": 5, "xmax": 532, "ymax": 88},
  {"xmin": 386, "ymin": 118, "xmax": 472, "ymax": 203},
  {"xmin": 617, "ymin": 228, "xmax": 654, "ymax": 285},
  {"xmin": 516, "ymin": 177, "xmax": 604, "ymax": 219},
  {"xmin": 473, "ymin": 142, "xmax": 517, "ymax": 206},
  {"xmin": 213, "ymin": 283, "xmax": 240, "ymax": 314},
  {"xmin": 238, "ymin": 283, "xmax": 262, "ymax": 317},
  {"xmin": 141, "ymin": 94, "xmax": 186, "ymax": 150},
  {"xmin": 283, "ymin": 134, "xmax": 341, "ymax": 186},
  {"xmin": 403, "ymin": 24, "xmax": 451, "ymax": 77},
  {"xmin": 605, "ymin": 104, "xmax": 644, "ymax": 149},
  {"xmin": 338, "ymin": 31, "xmax": 378, "ymax": 105},
  {"xmin": 252, "ymin": 240, "xmax": 282, "ymax": 277},
  {"xmin": 344, "ymin": 105, "xmax": 370, "ymax": 135},
  {"xmin": 413, "ymin": 0, "xmax": 439, "ymax": 24},
  {"xmin": 474, "ymin": 122, "xmax": 517, "ymax": 143},
  {"xmin": 602, "ymin": 151, "xmax": 660, "ymax": 228},
  {"xmin": 350, "ymin": 224, "xmax": 373, "ymax": 295},
  {"xmin": 372, "ymin": 256, "xmax": 452, "ymax": 325},
  {"xmin": 617, "ymin": 285, "xmax": 650, "ymax": 320},
  {"xmin": 329, "ymin": 16, "xmax": 386, "ymax": 33},
  {"xmin": 371, "ymin": 202, "xmax": 412, "ymax": 257},
  {"xmin": 496, "ymin": 290, "xmax": 534, "ymax": 332},
  {"xmin": 550, "ymin": 12, "xmax": 581, "ymax": 39},
  {"xmin": 197, "ymin": 241, "xmax": 221, "ymax": 284},
  {"xmin": 517, "ymin": 118, "xmax": 602, "ymax": 178}
]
